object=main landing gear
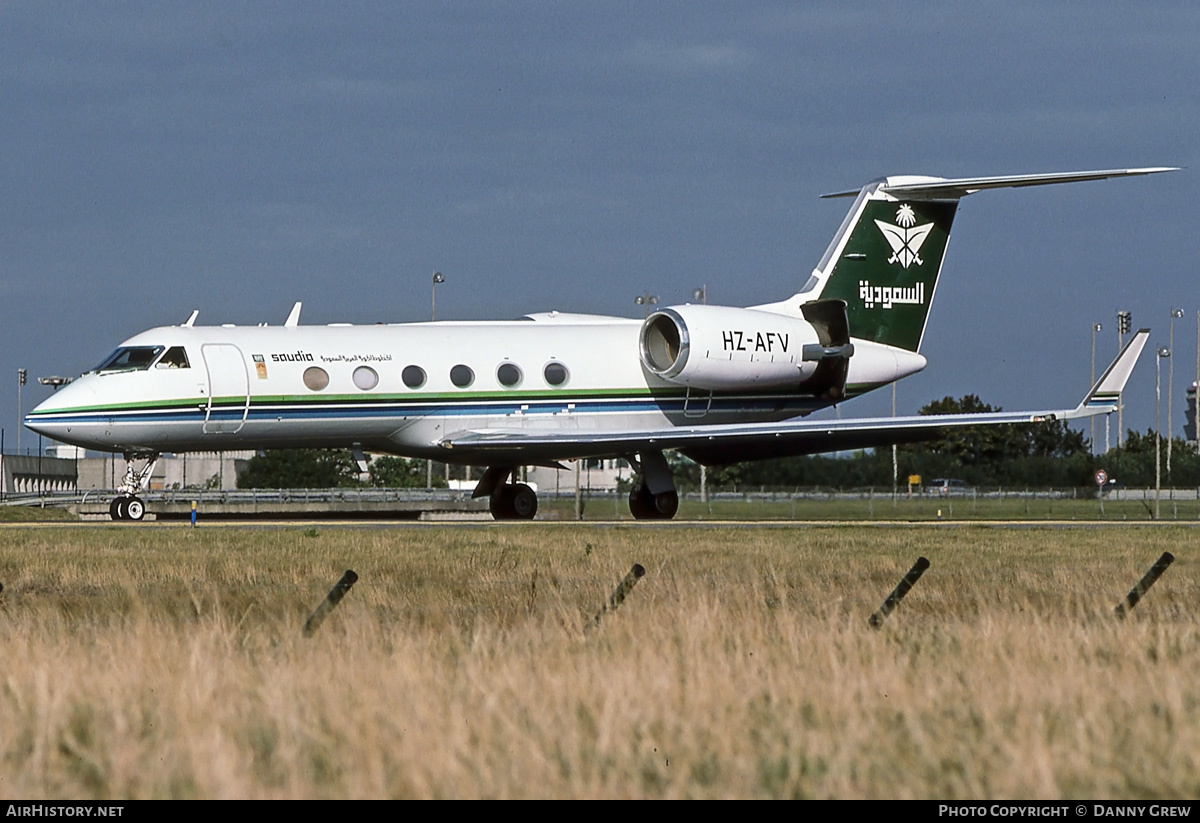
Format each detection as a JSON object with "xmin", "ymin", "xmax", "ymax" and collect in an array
[
  {"xmin": 626, "ymin": 450, "xmax": 679, "ymax": 520},
  {"xmin": 628, "ymin": 482, "xmax": 679, "ymax": 520},
  {"xmin": 473, "ymin": 450, "xmax": 681, "ymax": 521},
  {"xmin": 475, "ymin": 466, "xmax": 539, "ymax": 520},
  {"xmin": 489, "ymin": 482, "xmax": 538, "ymax": 520},
  {"xmin": 109, "ymin": 452, "xmax": 158, "ymax": 522}
]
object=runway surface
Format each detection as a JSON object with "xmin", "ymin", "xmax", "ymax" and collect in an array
[{"xmin": 3, "ymin": 518, "xmax": 1198, "ymax": 531}]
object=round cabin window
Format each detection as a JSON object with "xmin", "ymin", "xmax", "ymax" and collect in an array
[
  {"xmin": 353, "ymin": 366, "xmax": 379, "ymax": 390},
  {"xmin": 497, "ymin": 362, "xmax": 522, "ymax": 388},
  {"xmin": 543, "ymin": 361, "xmax": 569, "ymax": 387},
  {"xmin": 450, "ymin": 364, "xmax": 474, "ymax": 388},
  {"xmin": 303, "ymin": 366, "xmax": 329, "ymax": 391},
  {"xmin": 402, "ymin": 365, "xmax": 426, "ymax": 389}
]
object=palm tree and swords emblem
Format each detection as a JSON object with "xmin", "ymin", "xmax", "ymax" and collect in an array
[{"xmin": 874, "ymin": 204, "xmax": 934, "ymax": 268}]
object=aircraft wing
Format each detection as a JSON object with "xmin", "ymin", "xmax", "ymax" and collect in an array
[{"xmin": 441, "ymin": 330, "xmax": 1148, "ymax": 465}]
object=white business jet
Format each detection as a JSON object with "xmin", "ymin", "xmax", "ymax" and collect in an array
[{"xmin": 25, "ymin": 168, "xmax": 1169, "ymax": 521}]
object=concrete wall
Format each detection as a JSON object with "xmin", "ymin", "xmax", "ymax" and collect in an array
[
  {"xmin": 75, "ymin": 454, "xmax": 250, "ymax": 492},
  {"xmin": 0, "ymin": 454, "xmax": 78, "ymax": 494}
]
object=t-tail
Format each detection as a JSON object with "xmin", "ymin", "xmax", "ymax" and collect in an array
[{"xmin": 756, "ymin": 168, "xmax": 1177, "ymax": 353}]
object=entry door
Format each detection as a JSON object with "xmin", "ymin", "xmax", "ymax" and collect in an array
[{"xmin": 202, "ymin": 344, "xmax": 250, "ymax": 434}]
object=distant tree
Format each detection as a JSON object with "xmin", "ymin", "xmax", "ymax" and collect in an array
[
  {"xmin": 671, "ymin": 453, "xmax": 746, "ymax": 492},
  {"xmin": 677, "ymin": 394, "xmax": 1104, "ymax": 491},
  {"xmin": 369, "ymin": 455, "xmax": 446, "ymax": 488},
  {"xmin": 237, "ymin": 449, "xmax": 361, "ymax": 489},
  {"xmin": 895, "ymin": 395, "xmax": 1093, "ymax": 487}
]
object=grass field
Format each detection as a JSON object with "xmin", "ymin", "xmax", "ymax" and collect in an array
[
  {"xmin": 0, "ymin": 523, "xmax": 1197, "ymax": 799},
  {"xmin": 539, "ymin": 490, "xmax": 1200, "ymax": 522}
]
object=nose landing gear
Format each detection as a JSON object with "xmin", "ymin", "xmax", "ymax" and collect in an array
[{"xmin": 108, "ymin": 452, "xmax": 158, "ymax": 521}]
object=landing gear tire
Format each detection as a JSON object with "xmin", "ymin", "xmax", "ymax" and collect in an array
[
  {"xmin": 652, "ymin": 490, "xmax": 679, "ymax": 519},
  {"xmin": 510, "ymin": 484, "xmax": 538, "ymax": 520},
  {"xmin": 629, "ymin": 484, "xmax": 678, "ymax": 520},
  {"xmin": 629, "ymin": 485, "xmax": 654, "ymax": 520},
  {"xmin": 489, "ymin": 487, "xmax": 513, "ymax": 518},
  {"xmin": 125, "ymin": 497, "xmax": 145, "ymax": 521},
  {"xmin": 490, "ymin": 484, "xmax": 538, "ymax": 520},
  {"xmin": 109, "ymin": 495, "xmax": 145, "ymax": 521}
]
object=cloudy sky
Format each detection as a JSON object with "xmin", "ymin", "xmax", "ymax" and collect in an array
[{"xmin": 2, "ymin": 2, "xmax": 1197, "ymax": 454}]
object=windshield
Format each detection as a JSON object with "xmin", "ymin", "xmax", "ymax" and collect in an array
[{"xmin": 92, "ymin": 346, "xmax": 165, "ymax": 373}]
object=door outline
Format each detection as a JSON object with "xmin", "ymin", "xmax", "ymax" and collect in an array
[
  {"xmin": 683, "ymin": 387, "xmax": 713, "ymax": 418},
  {"xmin": 201, "ymin": 343, "xmax": 250, "ymax": 434}
]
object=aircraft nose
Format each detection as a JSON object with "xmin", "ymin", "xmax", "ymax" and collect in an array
[{"xmin": 24, "ymin": 379, "xmax": 98, "ymax": 443}]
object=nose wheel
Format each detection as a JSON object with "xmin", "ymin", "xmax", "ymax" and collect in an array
[
  {"xmin": 108, "ymin": 452, "xmax": 158, "ymax": 522},
  {"xmin": 109, "ymin": 495, "xmax": 146, "ymax": 521}
]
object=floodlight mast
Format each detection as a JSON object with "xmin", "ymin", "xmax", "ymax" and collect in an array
[
  {"xmin": 1091, "ymin": 322, "xmax": 1102, "ymax": 455},
  {"xmin": 1156, "ymin": 346, "xmax": 1171, "ymax": 519},
  {"xmin": 1117, "ymin": 311, "xmax": 1132, "ymax": 447},
  {"xmin": 1169, "ymin": 308, "xmax": 1184, "ymax": 477}
]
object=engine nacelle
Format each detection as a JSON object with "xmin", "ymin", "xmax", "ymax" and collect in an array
[{"xmin": 639, "ymin": 304, "xmax": 852, "ymax": 392}]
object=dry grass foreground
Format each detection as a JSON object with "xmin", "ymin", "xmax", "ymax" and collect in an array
[{"xmin": 0, "ymin": 524, "xmax": 1197, "ymax": 799}]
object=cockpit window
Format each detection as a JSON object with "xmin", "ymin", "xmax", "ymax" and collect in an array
[
  {"xmin": 155, "ymin": 346, "xmax": 190, "ymax": 369},
  {"xmin": 92, "ymin": 346, "xmax": 165, "ymax": 373}
]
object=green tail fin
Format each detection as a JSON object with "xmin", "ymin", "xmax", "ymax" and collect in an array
[
  {"xmin": 814, "ymin": 187, "xmax": 958, "ymax": 352},
  {"xmin": 771, "ymin": 168, "xmax": 1178, "ymax": 352}
]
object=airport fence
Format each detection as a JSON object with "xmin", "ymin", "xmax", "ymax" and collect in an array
[{"xmin": 5, "ymin": 485, "xmax": 1200, "ymax": 521}]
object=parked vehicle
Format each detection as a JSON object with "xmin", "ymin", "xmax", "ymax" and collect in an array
[{"xmin": 926, "ymin": 478, "xmax": 972, "ymax": 497}]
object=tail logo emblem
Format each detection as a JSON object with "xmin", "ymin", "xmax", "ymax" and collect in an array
[{"xmin": 874, "ymin": 204, "xmax": 934, "ymax": 268}]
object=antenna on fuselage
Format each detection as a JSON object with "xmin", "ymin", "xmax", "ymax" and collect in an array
[
  {"xmin": 183, "ymin": 310, "xmax": 199, "ymax": 327},
  {"xmin": 285, "ymin": 302, "xmax": 302, "ymax": 327}
]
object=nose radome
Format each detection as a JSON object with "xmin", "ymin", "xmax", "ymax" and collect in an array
[{"xmin": 24, "ymin": 379, "xmax": 99, "ymax": 439}]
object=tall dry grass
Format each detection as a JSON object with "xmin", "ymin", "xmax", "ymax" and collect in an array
[{"xmin": 0, "ymin": 524, "xmax": 1197, "ymax": 798}]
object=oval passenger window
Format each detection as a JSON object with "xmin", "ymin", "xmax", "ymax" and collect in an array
[
  {"xmin": 543, "ymin": 362, "xmax": 569, "ymax": 386},
  {"xmin": 303, "ymin": 366, "xmax": 330, "ymax": 391},
  {"xmin": 353, "ymin": 366, "xmax": 378, "ymax": 390},
  {"xmin": 402, "ymin": 365, "xmax": 426, "ymax": 389},
  {"xmin": 497, "ymin": 362, "xmax": 522, "ymax": 387}
]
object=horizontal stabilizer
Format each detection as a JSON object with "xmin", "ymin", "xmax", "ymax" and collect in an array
[{"xmin": 821, "ymin": 167, "xmax": 1179, "ymax": 200}]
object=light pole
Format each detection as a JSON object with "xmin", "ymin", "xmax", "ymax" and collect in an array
[
  {"xmin": 693, "ymin": 286, "xmax": 707, "ymax": 505},
  {"xmin": 892, "ymin": 381, "xmax": 898, "ymax": 504},
  {"xmin": 17, "ymin": 368, "xmax": 26, "ymax": 455},
  {"xmin": 1091, "ymin": 322, "xmax": 1101, "ymax": 454},
  {"xmin": 635, "ymin": 291, "xmax": 658, "ymax": 318},
  {"xmin": 38, "ymin": 376, "xmax": 72, "ymax": 392},
  {"xmin": 1169, "ymin": 308, "xmax": 1184, "ymax": 477},
  {"xmin": 431, "ymin": 271, "xmax": 444, "ymax": 321},
  {"xmin": 429, "ymin": 271, "xmax": 445, "ymax": 487},
  {"xmin": 1156, "ymin": 346, "xmax": 1170, "ymax": 519},
  {"xmin": 1117, "ymin": 310, "xmax": 1131, "ymax": 447}
]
